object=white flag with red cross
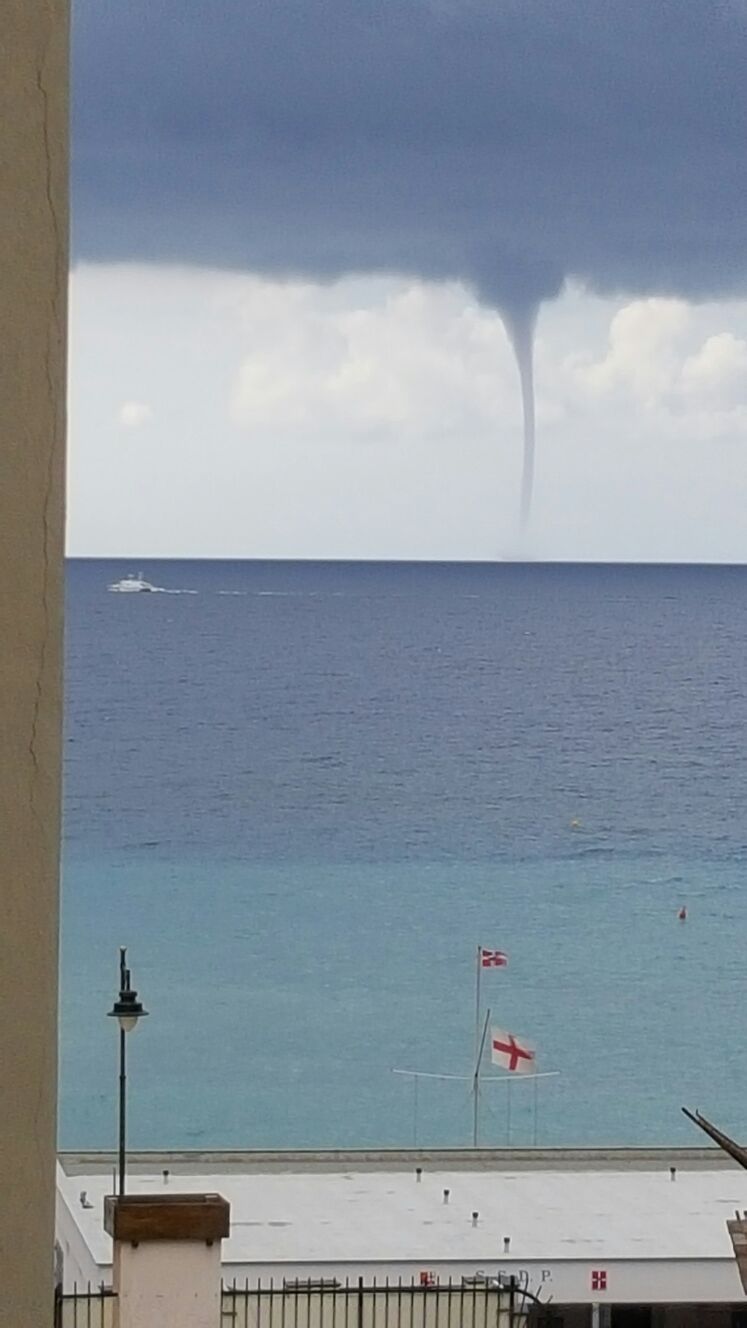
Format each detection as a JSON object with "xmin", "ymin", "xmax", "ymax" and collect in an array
[
  {"xmin": 480, "ymin": 948, "xmax": 508, "ymax": 968},
  {"xmin": 491, "ymin": 1026, "xmax": 536, "ymax": 1074}
]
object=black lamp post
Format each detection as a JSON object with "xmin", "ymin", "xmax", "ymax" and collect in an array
[{"xmin": 107, "ymin": 947, "xmax": 148, "ymax": 1197}]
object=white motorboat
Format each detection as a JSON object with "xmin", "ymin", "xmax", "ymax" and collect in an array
[{"xmin": 107, "ymin": 571, "xmax": 156, "ymax": 593}]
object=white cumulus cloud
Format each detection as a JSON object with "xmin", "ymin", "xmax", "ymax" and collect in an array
[
  {"xmin": 118, "ymin": 400, "xmax": 153, "ymax": 429},
  {"xmin": 68, "ymin": 264, "xmax": 747, "ymax": 560},
  {"xmin": 571, "ymin": 299, "xmax": 691, "ymax": 405},
  {"xmin": 564, "ymin": 299, "xmax": 747, "ymax": 441},
  {"xmin": 229, "ymin": 277, "xmax": 518, "ymax": 441},
  {"xmin": 679, "ymin": 333, "xmax": 747, "ymax": 405}
]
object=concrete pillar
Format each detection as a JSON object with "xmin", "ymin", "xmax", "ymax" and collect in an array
[
  {"xmin": 0, "ymin": 2, "xmax": 68, "ymax": 1326},
  {"xmin": 105, "ymin": 1194, "xmax": 231, "ymax": 1328}
]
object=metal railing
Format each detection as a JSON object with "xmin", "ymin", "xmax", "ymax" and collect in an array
[
  {"xmin": 54, "ymin": 1285, "xmax": 117, "ymax": 1328},
  {"xmin": 222, "ymin": 1277, "xmax": 532, "ymax": 1328}
]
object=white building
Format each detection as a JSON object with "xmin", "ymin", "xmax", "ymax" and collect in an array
[{"xmin": 56, "ymin": 1147, "xmax": 747, "ymax": 1327}]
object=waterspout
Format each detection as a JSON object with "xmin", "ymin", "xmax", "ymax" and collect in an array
[{"xmin": 500, "ymin": 302, "xmax": 539, "ymax": 533}]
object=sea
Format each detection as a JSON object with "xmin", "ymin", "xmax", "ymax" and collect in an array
[{"xmin": 60, "ymin": 560, "xmax": 747, "ymax": 1153}]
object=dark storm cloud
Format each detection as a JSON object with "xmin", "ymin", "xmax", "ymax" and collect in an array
[{"xmin": 73, "ymin": 0, "xmax": 747, "ymax": 310}]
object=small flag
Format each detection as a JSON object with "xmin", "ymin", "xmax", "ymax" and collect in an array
[
  {"xmin": 491, "ymin": 1026, "xmax": 536, "ymax": 1073},
  {"xmin": 480, "ymin": 948, "xmax": 508, "ymax": 968}
]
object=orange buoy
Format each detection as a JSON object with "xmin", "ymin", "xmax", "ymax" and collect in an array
[{"xmin": 678, "ymin": 905, "xmax": 687, "ymax": 921}]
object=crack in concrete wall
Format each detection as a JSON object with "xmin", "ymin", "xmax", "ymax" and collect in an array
[{"xmin": 28, "ymin": 39, "xmax": 66, "ymax": 831}]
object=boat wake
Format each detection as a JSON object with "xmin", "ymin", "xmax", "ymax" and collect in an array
[
  {"xmin": 217, "ymin": 589, "xmax": 306, "ymax": 597},
  {"xmin": 108, "ymin": 572, "xmax": 197, "ymax": 595}
]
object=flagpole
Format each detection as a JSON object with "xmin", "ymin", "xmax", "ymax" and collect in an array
[
  {"xmin": 472, "ymin": 1007, "xmax": 490, "ymax": 1147},
  {"xmin": 475, "ymin": 945, "xmax": 482, "ymax": 1064}
]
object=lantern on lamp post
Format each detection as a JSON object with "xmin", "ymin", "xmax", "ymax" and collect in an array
[{"xmin": 107, "ymin": 947, "xmax": 148, "ymax": 1197}]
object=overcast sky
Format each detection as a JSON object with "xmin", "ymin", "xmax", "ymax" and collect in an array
[{"xmin": 69, "ymin": 1, "xmax": 747, "ymax": 561}]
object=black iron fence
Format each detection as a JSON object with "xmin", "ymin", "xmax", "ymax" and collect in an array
[
  {"xmin": 55, "ymin": 1273, "xmax": 547, "ymax": 1326},
  {"xmin": 54, "ymin": 1285, "xmax": 116, "ymax": 1328},
  {"xmin": 222, "ymin": 1277, "xmax": 534, "ymax": 1328}
]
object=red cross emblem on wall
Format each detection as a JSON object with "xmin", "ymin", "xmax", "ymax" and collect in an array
[{"xmin": 591, "ymin": 1270, "xmax": 607, "ymax": 1292}]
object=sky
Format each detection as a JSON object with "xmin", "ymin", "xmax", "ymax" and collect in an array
[{"xmin": 69, "ymin": 0, "xmax": 747, "ymax": 561}]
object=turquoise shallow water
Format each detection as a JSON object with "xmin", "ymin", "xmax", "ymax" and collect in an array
[{"xmin": 60, "ymin": 561, "xmax": 747, "ymax": 1149}]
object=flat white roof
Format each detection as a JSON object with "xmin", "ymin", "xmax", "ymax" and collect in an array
[{"xmin": 58, "ymin": 1157, "xmax": 747, "ymax": 1270}]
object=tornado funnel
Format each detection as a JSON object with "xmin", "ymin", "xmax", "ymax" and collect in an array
[{"xmin": 501, "ymin": 303, "xmax": 539, "ymax": 532}]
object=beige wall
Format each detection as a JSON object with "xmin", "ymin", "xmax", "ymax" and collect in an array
[{"xmin": 0, "ymin": 1, "xmax": 68, "ymax": 1324}]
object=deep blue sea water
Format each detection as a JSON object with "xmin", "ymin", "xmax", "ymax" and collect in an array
[{"xmin": 60, "ymin": 560, "xmax": 747, "ymax": 1151}]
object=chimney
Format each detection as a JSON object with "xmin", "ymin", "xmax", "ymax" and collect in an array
[{"xmin": 105, "ymin": 1192, "xmax": 231, "ymax": 1328}]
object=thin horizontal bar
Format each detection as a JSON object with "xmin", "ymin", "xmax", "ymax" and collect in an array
[
  {"xmin": 392, "ymin": 1070, "xmax": 479, "ymax": 1082},
  {"xmin": 487, "ymin": 1071, "xmax": 561, "ymax": 1083},
  {"xmin": 392, "ymin": 1069, "xmax": 561, "ymax": 1082}
]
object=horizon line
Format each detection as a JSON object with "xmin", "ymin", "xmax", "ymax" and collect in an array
[{"xmin": 65, "ymin": 554, "xmax": 747, "ymax": 568}]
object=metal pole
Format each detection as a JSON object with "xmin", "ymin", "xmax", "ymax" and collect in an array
[
  {"xmin": 472, "ymin": 1009, "xmax": 490, "ymax": 1147},
  {"xmin": 533, "ymin": 1073, "xmax": 539, "ymax": 1147},
  {"xmin": 118, "ymin": 1024, "xmax": 126, "ymax": 1196},
  {"xmin": 506, "ymin": 1080, "xmax": 512, "ymax": 1146},
  {"xmin": 474, "ymin": 946, "xmax": 481, "ymax": 1064}
]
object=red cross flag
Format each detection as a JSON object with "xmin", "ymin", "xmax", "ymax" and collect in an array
[
  {"xmin": 491, "ymin": 1026, "xmax": 536, "ymax": 1073},
  {"xmin": 480, "ymin": 948, "xmax": 508, "ymax": 968}
]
